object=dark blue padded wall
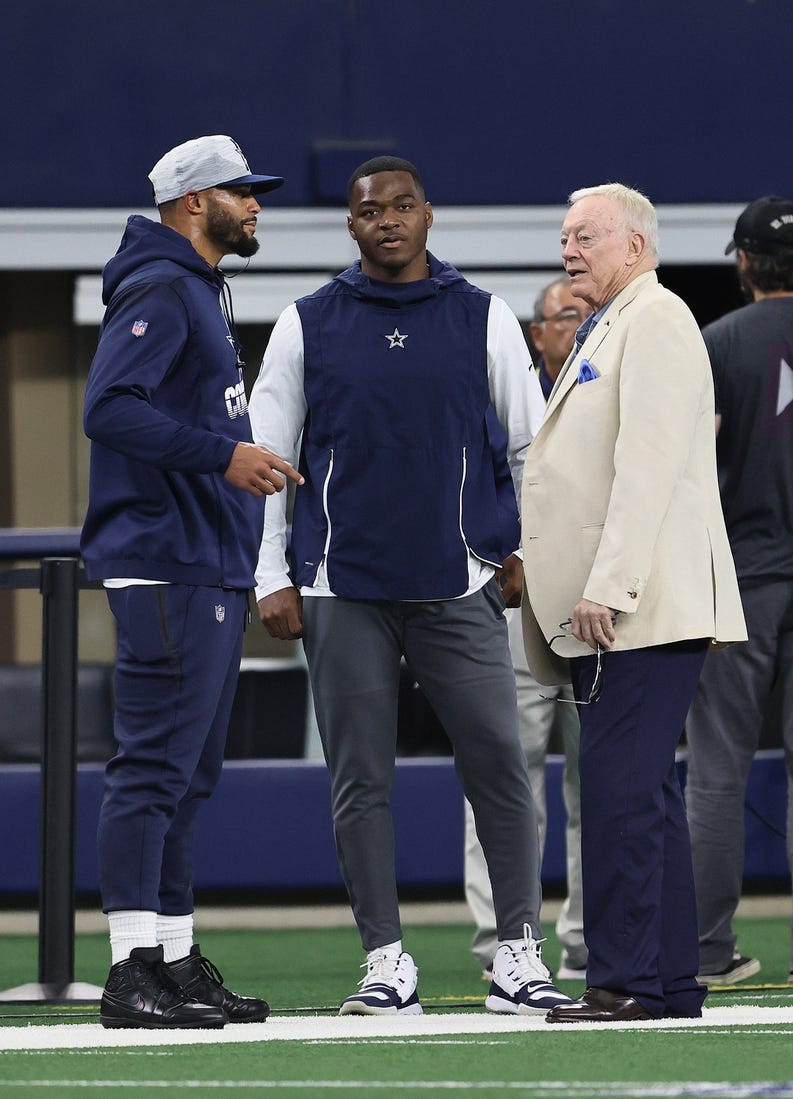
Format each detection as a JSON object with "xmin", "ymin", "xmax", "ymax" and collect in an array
[
  {"xmin": 0, "ymin": 755, "xmax": 788, "ymax": 896},
  {"xmin": 2, "ymin": 0, "xmax": 790, "ymax": 209}
]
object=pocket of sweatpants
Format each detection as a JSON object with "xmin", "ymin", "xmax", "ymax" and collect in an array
[{"xmin": 108, "ymin": 584, "xmax": 189, "ymax": 664}]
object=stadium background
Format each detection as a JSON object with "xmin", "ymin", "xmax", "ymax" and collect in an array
[{"xmin": 0, "ymin": 0, "xmax": 789, "ymax": 900}]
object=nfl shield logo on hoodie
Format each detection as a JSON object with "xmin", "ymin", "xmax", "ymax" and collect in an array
[
  {"xmin": 215, "ymin": 604, "xmax": 225, "ymax": 623},
  {"xmin": 131, "ymin": 319, "xmax": 148, "ymax": 338}
]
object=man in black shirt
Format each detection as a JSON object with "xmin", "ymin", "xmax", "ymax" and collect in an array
[{"xmin": 686, "ymin": 195, "xmax": 793, "ymax": 985}]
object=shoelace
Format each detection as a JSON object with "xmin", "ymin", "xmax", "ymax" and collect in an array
[
  {"xmin": 124, "ymin": 958, "xmax": 192, "ymax": 1004},
  {"xmin": 358, "ymin": 951, "xmax": 401, "ymax": 988},
  {"xmin": 507, "ymin": 925, "xmax": 550, "ymax": 983},
  {"xmin": 153, "ymin": 960, "xmax": 190, "ymax": 993},
  {"xmin": 197, "ymin": 955, "xmax": 227, "ymax": 988}
]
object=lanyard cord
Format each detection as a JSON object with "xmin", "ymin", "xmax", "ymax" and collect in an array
[{"xmin": 219, "ymin": 277, "xmax": 245, "ymax": 369}]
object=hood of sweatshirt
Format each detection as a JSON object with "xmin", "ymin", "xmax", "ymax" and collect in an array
[
  {"xmin": 332, "ymin": 251, "xmax": 470, "ymax": 306},
  {"xmin": 101, "ymin": 215, "xmax": 222, "ymax": 304}
]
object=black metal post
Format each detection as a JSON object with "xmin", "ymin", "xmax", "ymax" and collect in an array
[{"xmin": 38, "ymin": 556, "xmax": 79, "ymax": 994}]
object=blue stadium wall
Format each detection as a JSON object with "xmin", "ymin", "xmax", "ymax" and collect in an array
[
  {"xmin": 1, "ymin": 0, "xmax": 791, "ymax": 211},
  {"xmin": 0, "ymin": 754, "xmax": 788, "ymax": 896}
]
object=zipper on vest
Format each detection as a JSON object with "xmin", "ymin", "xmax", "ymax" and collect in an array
[
  {"xmin": 319, "ymin": 448, "xmax": 334, "ymax": 569},
  {"xmin": 458, "ymin": 445, "xmax": 501, "ymax": 569},
  {"xmin": 458, "ymin": 446, "xmax": 468, "ymax": 547}
]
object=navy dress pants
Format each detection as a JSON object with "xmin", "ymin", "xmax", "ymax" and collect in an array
[
  {"xmin": 98, "ymin": 584, "xmax": 247, "ymax": 914},
  {"xmin": 571, "ymin": 639, "xmax": 709, "ymax": 1018}
]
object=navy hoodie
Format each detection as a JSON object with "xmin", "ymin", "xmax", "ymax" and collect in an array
[{"xmin": 80, "ymin": 215, "xmax": 263, "ymax": 588}]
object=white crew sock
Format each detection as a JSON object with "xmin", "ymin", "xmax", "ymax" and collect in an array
[
  {"xmin": 107, "ymin": 910, "xmax": 158, "ymax": 965},
  {"xmin": 157, "ymin": 913, "xmax": 195, "ymax": 963},
  {"xmin": 370, "ymin": 939, "xmax": 402, "ymax": 959}
]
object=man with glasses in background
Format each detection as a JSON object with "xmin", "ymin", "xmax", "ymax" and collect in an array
[
  {"xmin": 531, "ymin": 276, "xmax": 589, "ymax": 399},
  {"xmin": 464, "ymin": 276, "xmax": 589, "ymax": 984},
  {"xmin": 520, "ymin": 184, "xmax": 746, "ymax": 1023}
]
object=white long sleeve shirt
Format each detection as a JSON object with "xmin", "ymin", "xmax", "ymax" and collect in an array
[{"xmin": 249, "ymin": 293, "xmax": 545, "ymax": 601}]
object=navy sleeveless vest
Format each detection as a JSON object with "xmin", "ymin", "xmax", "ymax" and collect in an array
[{"xmin": 292, "ymin": 255, "xmax": 520, "ymax": 600}]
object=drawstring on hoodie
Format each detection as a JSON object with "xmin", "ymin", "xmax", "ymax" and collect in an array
[{"xmin": 219, "ymin": 278, "xmax": 246, "ymax": 370}]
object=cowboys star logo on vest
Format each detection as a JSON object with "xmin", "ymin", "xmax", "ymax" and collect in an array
[
  {"xmin": 384, "ymin": 328, "xmax": 409, "ymax": 349},
  {"xmin": 214, "ymin": 604, "xmax": 225, "ymax": 623}
]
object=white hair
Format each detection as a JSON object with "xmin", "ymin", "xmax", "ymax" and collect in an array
[{"xmin": 568, "ymin": 183, "xmax": 659, "ymax": 261}]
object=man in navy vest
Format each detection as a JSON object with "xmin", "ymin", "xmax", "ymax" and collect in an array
[{"xmin": 250, "ymin": 156, "xmax": 571, "ymax": 1016}]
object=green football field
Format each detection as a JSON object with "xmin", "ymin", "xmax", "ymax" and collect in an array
[{"xmin": 0, "ymin": 910, "xmax": 792, "ymax": 1097}]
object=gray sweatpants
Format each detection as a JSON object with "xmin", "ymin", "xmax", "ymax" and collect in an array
[
  {"xmin": 685, "ymin": 578, "xmax": 793, "ymax": 973},
  {"xmin": 302, "ymin": 580, "xmax": 542, "ymax": 951}
]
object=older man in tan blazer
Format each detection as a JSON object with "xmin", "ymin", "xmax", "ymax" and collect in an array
[{"xmin": 521, "ymin": 184, "xmax": 747, "ymax": 1024}]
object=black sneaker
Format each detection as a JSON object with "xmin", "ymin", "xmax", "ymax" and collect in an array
[
  {"xmin": 697, "ymin": 954, "xmax": 760, "ymax": 985},
  {"xmin": 164, "ymin": 944, "xmax": 270, "ymax": 1023},
  {"xmin": 100, "ymin": 945, "xmax": 227, "ymax": 1029}
]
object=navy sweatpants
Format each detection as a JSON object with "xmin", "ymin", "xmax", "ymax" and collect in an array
[{"xmin": 97, "ymin": 584, "xmax": 247, "ymax": 914}]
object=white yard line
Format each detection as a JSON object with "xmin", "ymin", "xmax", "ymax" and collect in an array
[
  {"xmin": 1, "ymin": 1084, "xmax": 793, "ymax": 1097},
  {"xmin": 2, "ymin": 1084, "xmax": 793, "ymax": 1097},
  {"xmin": 1, "ymin": 1005, "xmax": 792, "ymax": 1050}
]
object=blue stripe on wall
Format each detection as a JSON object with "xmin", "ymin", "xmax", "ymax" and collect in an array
[{"xmin": 0, "ymin": 753, "xmax": 787, "ymax": 895}]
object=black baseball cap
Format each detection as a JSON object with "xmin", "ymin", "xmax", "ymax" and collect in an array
[{"xmin": 726, "ymin": 195, "xmax": 793, "ymax": 255}]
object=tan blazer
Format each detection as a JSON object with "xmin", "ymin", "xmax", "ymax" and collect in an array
[{"xmin": 521, "ymin": 271, "xmax": 747, "ymax": 686}]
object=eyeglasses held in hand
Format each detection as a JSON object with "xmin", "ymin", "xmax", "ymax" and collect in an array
[{"xmin": 541, "ymin": 618, "xmax": 603, "ymax": 705}]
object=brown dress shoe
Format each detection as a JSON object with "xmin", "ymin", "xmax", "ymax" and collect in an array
[{"xmin": 545, "ymin": 986, "xmax": 653, "ymax": 1023}]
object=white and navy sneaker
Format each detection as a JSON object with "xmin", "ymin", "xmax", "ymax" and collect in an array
[
  {"xmin": 339, "ymin": 948, "xmax": 423, "ymax": 1015},
  {"xmin": 485, "ymin": 926, "xmax": 572, "ymax": 1015}
]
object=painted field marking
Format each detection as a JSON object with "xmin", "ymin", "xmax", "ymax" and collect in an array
[
  {"xmin": 1, "ymin": 1006, "xmax": 793, "ymax": 1050},
  {"xmin": 0, "ymin": 1080, "xmax": 793, "ymax": 1095}
]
